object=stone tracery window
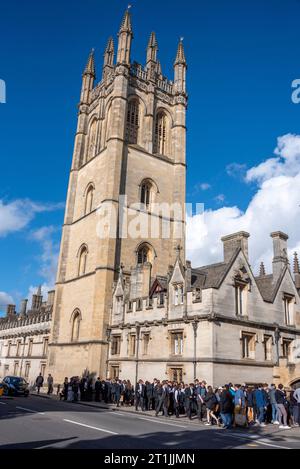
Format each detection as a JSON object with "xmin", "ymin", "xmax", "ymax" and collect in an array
[
  {"xmin": 87, "ymin": 119, "xmax": 97, "ymax": 161},
  {"xmin": 126, "ymin": 99, "xmax": 139, "ymax": 144},
  {"xmin": 140, "ymin": 180, "xmax": 153, "ymax": 209},
  {"xmin": 154, "ymin": 112, "xmax": 168, "ymax": 155},
  {"xmin": 78, "ymin": 245, "xmax": 88, "ymax": 277},
  {"xmin": 137, "ymin": 244, "xmax": 151, "ymax": 265},
  {"xmin": 84, "ymin": 184, "xmax": 94, "ymax": 215},
  {"xmin": 71, "ymin": 310, "xmax": 81, "ymax": 343}
]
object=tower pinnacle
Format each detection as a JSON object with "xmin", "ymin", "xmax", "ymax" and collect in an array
[
  {"xmin": 294, "ymin": 252, "xmax": 300, "ymax": 274},
  {"xmin": 117, "ymin": 9, "xmax": 133, "ymax": 65},
  {"xmin": 259, "ymin": 262, "xmax": 266, "ymax": 277},
  {"xmin": 174, "ymin": 38, "xmax": 186, "ymax": 66},
  {"xmin": 84, "ymin": 49, "xmax": 96, "ymax": 78}
]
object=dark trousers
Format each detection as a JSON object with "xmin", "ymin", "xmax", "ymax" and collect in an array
[
  {"xmin": 156, "ymin": 399, "xmax": 168, "ymax": 417},
  {"xmin": 197, "ymin": 401, "xmax": 205, "ymax": 420},
  {"xmin": 147, "ymin": 395, "xmax": 153, "ymax": 411},
  {"xmin": 135, "ymin": 395, "xmax": 145, "ymax": 411},
  {"xmin": 185, "ymin": 400, "xmax": 193, "ymax": 419}
]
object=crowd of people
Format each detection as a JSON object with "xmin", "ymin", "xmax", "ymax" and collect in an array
[{"xmin": 36, "ymin": 374, "xmax": 300, "ymax": 430}]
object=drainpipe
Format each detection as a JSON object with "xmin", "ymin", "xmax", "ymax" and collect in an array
[
  {"xmin": 192, "ymin": 320, "xmax": 199, "ymax": 381},
  {"xmin": 135, "ymin": 325, "xmax": 141, "ymax": 386},
  {"xmin": 105, "ymin": 328, "xmax": 111, "ymax": 378}
]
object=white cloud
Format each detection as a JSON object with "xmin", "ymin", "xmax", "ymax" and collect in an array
[
  {"xmin": 215, "ymin": 194, "xmax": 225, "ymax": 203},
  {"xmin": 226, "ymin": 163, "xmax": 247, "ymax": 179},
  {"xmin": 187, "ymin": 134, "xmax": 300, "ymax": 274},
  {"xmin": 0, "ymin": 199, "xmax": 64, "ymax": 237},
  {"xmin": 199, "ymin": 183, "xmax": 211, "ymax": 191},
  {"xmin": 0, "ymin": 291, "xmax": 14, "ymax": 308},
  {"xmin": 26, "ymin": 226, "xmax": 59, "ymax": 304}
]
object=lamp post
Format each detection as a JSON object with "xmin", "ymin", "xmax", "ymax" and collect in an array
[
  {"xmin": 192, "ymin": 320, "xmax": 199, "ymax": 381},
  {"xmin": 274, "ymin": 325, "xmax": 281, "ymax": 367}
]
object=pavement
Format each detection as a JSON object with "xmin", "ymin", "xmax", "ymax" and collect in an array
[{"xmin": 0, "ymin": 394, "xmax": 299, "ymax": 449}]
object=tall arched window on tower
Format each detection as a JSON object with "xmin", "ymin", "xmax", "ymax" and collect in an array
[
  {"xmin": 84, "ymin": 184, "xmax": 94, "ymax": 215},
  {"xmin": 126, "ymin": 99, "xmax": 139, "ymax": 144},
  {"xmin": 137, "ymin": 243, "xmax": 153, "ymax": 265},
  {"xmin": 78, "ymin": 245, "xmax": 88, "ymax": 277},
  {"xmin": 154, "ymin": 112, "xmax": 168, "ymax": 155},
  {"xmin": 71, "ymin": 309, "xmax": 81, "ymax": 342},
  {"xmin": 87, "ymin": 119, "xmax": 97, "ymax": 161},
  {"xmin": 140, "ymin": 180, "xmax": 153, "ymax": 210}
]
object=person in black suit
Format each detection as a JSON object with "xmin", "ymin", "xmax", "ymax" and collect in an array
[
  {"xmin": 152, "ymin": 379, "xmax": 160, "ymax": 411},
  {"xmin": 145, "ymin": 381, "xmax": 153, "ymax": 411},
  {"xmin": 135, "ymin": 380, "xmax": 146, "ymax": 411},
  {"xmin": 95, "ymin": 377, "xmax": 102, "ymax": 402},
  {"xmin": 155, "ymin": 382, "xmax": 169, "ymax": 417},
  {"xmin": 185, "ymin": 383, "xmax": 196, "ymax": 420}
]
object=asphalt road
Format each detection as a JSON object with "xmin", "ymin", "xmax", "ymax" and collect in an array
[{"xmin": 0, "ymin": 396, "xmax": 299, "ymax": 449}]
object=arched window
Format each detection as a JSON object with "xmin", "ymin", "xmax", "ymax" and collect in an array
[
  {"xmin": 78, "ymin": 245, "xmax": 88, "ymax": 277},
  {"xmin": 126, "ymin": 99, "xmax": 139, "ymax": 144},
  {"xmin": 137, "ymin": 244, "xmax": 152, "ymax": 265},
  {"xmin": 71, "ymin": 310, "xmax": 81, "ymax": 342},
  {"xmin": 87, "ymin": 120, "xmax": 97, "ymax": 161},
  {"xmin": 140, "ymin": 180, "xmax": 153, "ymax": 209},
  {"xmin": 85, "ymin": 184, "xmax": 94, "ymax": 215},
  {"xmin": 154, "ymin": 112, "xmax": 168, "ymax": 155}
]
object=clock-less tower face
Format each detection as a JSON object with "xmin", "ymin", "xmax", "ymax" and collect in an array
[{"xmin": 48, "ymin": 9, "xmax": 187, "ymax": 382}]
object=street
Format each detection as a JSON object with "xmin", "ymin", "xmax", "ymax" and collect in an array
[{"xmin": 0, "ymin": 396, "xmax": 299, "ymax": 449}]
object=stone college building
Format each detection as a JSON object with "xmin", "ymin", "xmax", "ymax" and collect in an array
[{"xmin": 1, "ymin": 9, "xmax": 300, "ymax": 388}]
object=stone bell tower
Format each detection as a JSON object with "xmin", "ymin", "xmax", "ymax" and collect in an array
[{"xmin": 48, "ymin": 8, "xmax": 188, "ymax": 381}]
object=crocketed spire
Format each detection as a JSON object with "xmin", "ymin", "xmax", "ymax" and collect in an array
[
  {"xmin": 84, "ymin": 49, "xmax": 96, "ymax": 77},
  {"xmin": 119, "ymin": 8, "xmax": 132, "ymax": 34},
  {"xmin": 294, "ymin": 252, "xmax": 300, "ymax": 274},
  {"xmin": 259, "ymin": 262, "xmax": 266, "ymax": 277},
  {"xmin": 174, "ymin": 38, "xmax": 186, "ymax": 65}
]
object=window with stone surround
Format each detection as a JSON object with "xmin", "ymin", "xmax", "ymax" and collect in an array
[
  {"xmin": 126, "ymin": 99, "xmax": 139, "ymax": 144},
  {"xmin": 283, "ymin": 294, "xmax": 295, "ymax": 326},
  {"xmin": 142, "ymin": 333, "xmax": 150, "ymax": 355},
  {"xmin": 7, "ymin": 341, "xmax": 12, "ymax": 358},
  {"xmin": 28, "ymin": 338, "xmax": 33, "ymax": 357},
  {"xmin": 241, "ymin": 332, "xmax": 256, "ymax": 359},
  {"xmin": 263, "ymin": 335, "xmax": 273, "ymax": 361},
  {"xmin": 111, "ymin": 335, "xmax": 121, "ymax": 356},
  {"xmin": 78, "ymin": 245, "xmax": 88, "ymax": 277},
  {"xmin": 154, "ymin": 112, "xmax": 168, "ymax": 155},
  {"xmin": 87, "ymin": 119, "xmax": 97, "ymax": 161},
  {"xmin": 13, "ymin": 361, "xmax": 19, "ymax": 376},
  {"xmin": 129, "ymin": 334, "xmax": 136, "ymax": 356},
  {"xmin": 282, "ymin": 338, "xmax": 293, "ymax": 360},
  {"xmin": 170, "ymin": 331, "xmax": 184, "ymax": 356},
  {"xmin": 110, "ymin": 365, "xmax": 120, "ymax": 380},
  {"xmin": 235, "ymin": 281, "xmax": 248, "ymax": 317},
  {"xmin": 84, "ymin": 184, "xmax": 94, "ymax": 215},
  {"xmin": 25, "ymin": 362, "xmax": 30, "ymax": 379},
  {"xmin": 16, "ymin": 340, "xmax": 22, "ymax": 357},
  {"xmin": 140, "ymin": 180, "xmax": 153, "ymax": 210},
  {"xmin": 71, "ymin": 310, "xmax": 82, "ymax": 343},
  {"xmin": 43, "ymin": 338, "xmax": 49, "ymax": 357},
  {"xmin": 173, "ymin": 284, "xmax": 184, "ymax": 306},
  {"xmin": 169, "ymin": 367, "xmax": 183, "ymax": 383}
]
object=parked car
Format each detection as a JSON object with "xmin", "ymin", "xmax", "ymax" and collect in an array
[
  {"xmin": 0, "ymin": 381, "xmax": 9, "ymax": 397},
  {"xmin": 2, "ymin": 376, "xmax": 29, "ymax": 397}
]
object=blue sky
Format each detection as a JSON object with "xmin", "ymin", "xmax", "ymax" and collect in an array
[{"xmin": 1, "ymin": 0, "xmax": 300, "ymax": 312}]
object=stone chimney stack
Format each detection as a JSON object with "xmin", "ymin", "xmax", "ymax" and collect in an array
[
  {"xmin": 221, "ymin": 232, "xmax": 250, "ymax": 263},
  {"xmin": 47, "ymin": 290, "xmax": 55, "ymax": 307},
  {"xmin": 20, "ymin": 299, "xmax": 28, "ymax": 317},
  {"xmin": 271, "ymin": 232, "xmax": 289, "ymax": 283},
  {"xmin": 6, "ymin": 304, "xmax": 16, "ymax": 318},
  {"xmin": 31, "ymin": 286, "xmax": 43, "ymax": 310}
]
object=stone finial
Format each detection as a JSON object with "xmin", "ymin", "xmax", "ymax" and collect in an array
[
  {"xmin": 84, "ymin": 49, "xmax": 96, "ymax": 78},
  {"xmin": 294, "ymin": 252, "xmax": 300, "ymax": 274},
  {"xmin": 259, "ymin": 262, "xmax": 266, "ymax": 277},
  {"xmin": 119, "ymin": 9, "xmax": 133, "ymax": 34},
  {"xmin": 174, "ymin": 38, "xmax": 186, "ymax": 66}
]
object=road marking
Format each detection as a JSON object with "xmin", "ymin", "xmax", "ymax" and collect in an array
[
  {"xmin": 0, "ymin": 402, "xmax": 7, "ymax": 405},
  {"xmin": 225, "ymin": 432, "xmax": 291, "ymax": 449},
  {"xmin": 63, "ymin": 419, "xmax": 119, "ymax": 435},
  {"xmin": 16, "ymin": 406, "xmax": 45, "ymax": 415},
  {"xmin": 138, "ymin": 417, "xmax": 187, "ymax": 429}
]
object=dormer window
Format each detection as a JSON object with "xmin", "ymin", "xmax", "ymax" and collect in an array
[
  {"xmin": 115, "ymin": 296, "xmax": 123, "ymax": 316},
  {"xmin": 235, "ymin": 280, "xmax": 249, "ymax": 317},
  {"xmin": 173, "ymin": 284, "xmax": 184, "ymax": 306},
  {"xmin": 283, "ymin": 294, "xmax": 294, "ymax": 326}
]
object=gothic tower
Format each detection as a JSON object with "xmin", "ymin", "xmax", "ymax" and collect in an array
[{"xmin": 48, "ymin": 9, "xmax": 188, "ymax": 381}]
